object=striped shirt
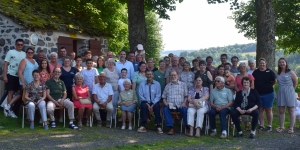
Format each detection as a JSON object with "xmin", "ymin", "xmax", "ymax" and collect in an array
[{"xmin": 162, "ymin": 81, "xmax": 188, "ymax": 107}]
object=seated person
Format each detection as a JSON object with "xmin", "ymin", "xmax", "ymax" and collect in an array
[
  {"xmin": 187, "ymin": 76, "xmax": 209, "ymax": 137},
  {"xmin": 72, "ymin": 73, "xmax": 92, "ymax": 127},
  {"xmin": 209, "ymin": 76, "xmax": 233, "ymax": 139},
  {"xmin": 118, "ymin": 79, "xmax": 137, "ymax": 130},
  {"xmin": 46, "ymin": 67, "xmax": 78, "ymax": 129},
  {"xmin": 162, "ymin": 71, "xmax": 188, "ymax": 135},
  {"xmin": 230, "ymin": 77, "xmax": 260, "ymax": 138},
  {"xmin": 92, "ymin": 72, "xmax": 113, "ymax": 128},
  {"xmin": 25, "ymin": 70, "xmax": 48, "ymax": 130},
  {"xmin": 137, "ymin": 70, "xmax": 162, "ymax": 133}
]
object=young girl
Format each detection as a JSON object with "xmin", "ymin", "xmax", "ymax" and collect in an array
[
  {"xmin": 38, "ymin": 59, "xmax": 51, "ymax": 83},
  {"xmin": 96, "ymin": 56, "xmax": 106, "ymax": 74}
]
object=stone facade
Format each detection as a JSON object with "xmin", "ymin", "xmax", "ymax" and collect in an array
[{"xmin": 0, "ymin": 13, "xmax": 108, "ymax": 76}]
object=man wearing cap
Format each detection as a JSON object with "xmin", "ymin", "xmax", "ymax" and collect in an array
[{"xmin": 135, "ymin": 44, "xmax": 145, "ymax": 61}]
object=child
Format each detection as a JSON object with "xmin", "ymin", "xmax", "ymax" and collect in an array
[{"xmin": 118, "ymin": 68, "xmax": 129, "ymax": 92}]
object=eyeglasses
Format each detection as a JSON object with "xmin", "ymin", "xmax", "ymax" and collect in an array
[
  {"xmin": 17, "ymin": 44, "xmax": 23, "ymax": 46},
  {"xmin": 215, "ymin": 80, "xmax": 221, "ymax": 83}
]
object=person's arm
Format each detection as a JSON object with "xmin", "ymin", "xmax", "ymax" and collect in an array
[
  {"xmin": 118, "ymin": 85, "xmax": 121, "ymax": 93},
  {"xmin": 132, "ymin": 82, "xmax": 136, "ymax": 90},
  {"xmin": 94, "ymin": 94, "xmax": 100, "ymax": 105},
  {"xmin": 18, "ymin": 59, "xmax": 26, "ymax": 88},
  {"xmin": 46, "ymin": 89, "xmax": 58, "ymax": 105},
  {"xmin": 118, "ymin": 92, "xmax": 123, "ymax": 105},
  {"xmin": 105, "ymin": 95, "xmax": 112, "ymax": 105},
  {"xmin": 3, "ymin": 61, "xmax": 9, "ymax": 83},
  {"xmin": 291, "ymin": 71, "xmax": 298, "ymax": 89},
  {"xmin": 72, "ymin": 87, "xmax": 80, "ymax": 100},
  {"xmin": 234, "ymin": 79, "xmax": 239, "ymax": 92},
  {"xmin": 153, "ymin": 83, "xmax": 161, "ymax": 105},
  {"xmin": 166, "ymin": 77, "xmax": 170, "ymax": 84},
  {"xmin": 24, "ymin": 89, "xmax": 33, "ymax": 102},
  {"xmin": 130, "ymin": 64, "xmax": 135, "ymax": 80},
  {"xmin": 138, "ymin": 83, "xmax": 146, "ymax": 102}
]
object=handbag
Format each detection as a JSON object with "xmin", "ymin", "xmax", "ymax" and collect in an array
[
  {"xmin": 189, "ymin": 99, "xmax": 205, "ymax": 109},
  {"xmin": 79, "ymin": 98, "xmax": 91, "ymax": 104}
]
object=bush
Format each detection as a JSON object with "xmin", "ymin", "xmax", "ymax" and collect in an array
[{"xmin": 295, "ymin": 66, "xmax": 300, "ymax": 77}]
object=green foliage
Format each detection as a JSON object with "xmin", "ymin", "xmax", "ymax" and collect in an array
[
  {"xmin": 295, "ymin": 66, "xmax": 300, "ymax": 78},
  {"xmin": 230, "ymin": 0, "xmax": 300, "ymax": 54},
  {"xmin": 145, "ymin": 0, "xmax": 184, "ymax": 19}
]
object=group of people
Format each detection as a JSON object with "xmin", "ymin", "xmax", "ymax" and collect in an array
[{"xmin": 2, "ymin": 39, "xmax": 299, "ymax": 139}]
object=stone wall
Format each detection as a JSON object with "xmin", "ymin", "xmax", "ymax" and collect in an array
[{"xmin": 0, "ymin": 13, "xmax": 108, "ymax": 77}]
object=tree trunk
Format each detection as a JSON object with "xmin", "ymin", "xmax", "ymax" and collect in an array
[
  {"xmin": 128, "ymin": 0, "xmax": 147, "ymax": 52},
  {"xmin": 255, "ymin": 0, "xmax": 276, "ymax": 70}
]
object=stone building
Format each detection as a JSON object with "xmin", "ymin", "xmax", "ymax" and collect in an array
[{"xmin": 0, "ymin": 12, "xmax": 109, "ymax": 77}]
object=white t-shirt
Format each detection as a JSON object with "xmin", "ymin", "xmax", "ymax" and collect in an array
[
  {"xmin": 81, "ymin": 68, "xmax": 99, "ymax": 91},
  {"xmin": 118, "ymin": 78, "xmax": 129, "ymax": 92},
  {"xmin": 92, "ymin": 83, "xmax": 113, "ymax": 103},
  {"xmin": 4, "ymin": 49, "xmax": 26, "ymax": 76}
]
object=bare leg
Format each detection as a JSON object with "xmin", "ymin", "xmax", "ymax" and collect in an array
[
  {"xmin": 122, "ymin": 111, "xmax": 127, "ymax": 126},
  {"xmin": 8, "ymin": 95, "xmax": 21, "ymax": 109},
  {"xmin": 127, "ymin": 112, "xmax": 133, "ymax": 126},
  {"xmin": 259, "ymin": 108, "xmax": 265, "ymax": 127},
  {"xmin": 7, "ymin": 91, "xmax": 14, "ymax": 104},
  {"xmin": 78, "ymin": 107, "xmax": 84, "ymax": 123},
  {"xmin": 278, "ymin": 106, "xmax": 285, "ymax": 128},
  {"xmin": 287, "ymin": 107, "xmax": 295, "ymax": 129},
  {"xmin": 265, "ymin": 108, "xmax": 273, "ymax": 126}
]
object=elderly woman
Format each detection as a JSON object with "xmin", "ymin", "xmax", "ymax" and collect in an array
[
  {"xmin": 230, "ymin": 77, "xmax": 261, "ymax": 138},
  {"xmin": 49, "ymin": 52, "xmax": 62, "ymax": 75},
  {"xmin": 118, "ymin": 79, "xmax": 137, "ymax": 130},
  {"xmin": 252, "ymin": 58, "xmax": 276, "ymax": 132},
  {"xmin": 104, "ymin": 58, "xmax": 120, "ymax": 117},
  {"xmin": 72, "ymin": 73, "xmax": 92, "ymax": 127},
  {"xmin": 25, "ymin": 70, "xmax": 48, "ymax": 130},
  {"xmin": 38, "ymin": 59, "xmax": 51, "ymax": 83},
  {"xmin": 187, "ymin": 76, "xmax": 209, "ymax": 137},
  {"xmin": 235, "ymin": 63, "xmax": 255, "ymax": 91},
  {"xmin": 132, "ymin": 62, "xmax": 147, "ymax": 106},
  {"xmin": 60, "ymin": 57, "xmax": 79, "ymax": 101},
  {"xmin": 179, "ymin": 62, "xmax": 195, "ymax": 91},
  {"xmin": 195, "ymin": 60, "xmax": 213, "ymax": 92}
]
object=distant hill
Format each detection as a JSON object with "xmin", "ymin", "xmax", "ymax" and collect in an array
[{"xmin": 160, "ymin": 50, "xmax": 198, "ymax": 57}]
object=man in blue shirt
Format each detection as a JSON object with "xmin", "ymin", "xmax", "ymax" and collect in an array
[{"xmin": 137, "ymin": 70, "xmax": 162, "ymax": 133}]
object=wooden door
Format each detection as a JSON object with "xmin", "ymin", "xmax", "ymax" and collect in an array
[
  {"xmin": 57, "ymin": 36, "xmax": 73, "ymax": 56},
  {"xmin": 89, "ymin": 40, "xmax": 102, "ymax": 56}
]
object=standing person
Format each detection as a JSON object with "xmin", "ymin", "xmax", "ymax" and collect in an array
[
  {"xmin": 3, "ymin": 39, "xmax": 26, "ymax": 117},
  {"xmin": 164, "ymin": 56, "xmax": 171, "ymax": 70},
  {"xmin": 81, "ymin": 59, "xmax": 99, "ymax": 102},
  {"xmin": 179, "ymin": 57, "xmax": 186, "ymax": 68},
  {"xmin": 135, "ymin": 44, "xmax": 146, "ymax": 61},
  {"xmin": 92, "ymin": 56, "xmax": 99, "ymax": 64},
  {"xmin": 59, "ymin": 57, "xmax": 78, "ymax": 101},
  {"xmin": 5, "ymin": 47, "xmax": 38, "ymax": 118},
  {"xmin": 162, "ymin": 71, "xmax": 188, "ymax": 135},
  {"xmin": 214, "ymin": 54, "xmax": 228, "ymax": 76},
  {"xmin": 195, "ymin": 60, "xmax": 213, "ymax": 92},
  {"xmin": 35, "ymin": 50, "xmax": 46, "ymax": 65},
  {"xmin": 57, "ymin": 47, "xmax": 73, "ymax": 66},
  {"xmin": 106, "ymin": 51, "xmax": 114, "ymax": 59},
  {"xmin": 216, "ymin": 65, "xmax": 225, "ymax": 77},
  {"xmin": 187, "ymin": 76, "xmax": 209, "ymax": 137},
  {"xmin": 230, "ymin": 56, "xmax": 240, "ymax": 74},
  {"xmin": 92, "ymin": 72, "xmax": 114, "ymax": 127},
  {"xmin": 46, "ymin": 67, "xmax": 78, "ymax": 129},
  {"xmin": 224, "ymin": 68, "xmax": 235, "ymax": 94},
  {"xmin": 49, "ymin": 52, "xmax": 62, "ymax": 75},
  {"xmin": 127, "ymin": 52, "xmax": 136, "ymax": 63},
  {"xmin": 248, "ymin": 59, "xmax": 256, "ymax": 74},
  {"xmin": 38, "ymin": 59, "xmax": 51, "ymax": 83},
  {"xmin": 209, "ymin": 76, "xmax": 233, "ymax": 139},
  {"xmin": 235, "ymin": 63, "xmax": 255, "ymax": 91},
  {"xmin": 72, "ymin": 73, "xmax": 92, "ymax": 127},
  {"xmin": 96, "ymin": 56, "xmax": 106, "ymax": 73},
  {"xmin": 70, "ymin": 52, "xmax": 76, "ymax": 67},
  {"xmin": 168, "ymin": 53, "xmax": 174, "ymax": 59},
  {"xmin": 118, "ymin": 68, "xmax": 129, "ymax": 92},
  {"xmin": 252, "ymin": 58, "xmax": 276, "ymax": 132},
  {"xmin": 103, "ymin": 58, "xmax": 120, "ymax": 118},
  {"xmin": 74, "ymin": 56, "xmax": 84, "ymax": 72},
  {"xmin": 276, "ymin": 58, "xmax": 298, "ymax": 134},
  {"xmin": 153, "ymin": 60, "xmax": 167, "ymax": 98},
  {"xmin": 179, "ymin": 62, "xmax": 195, "ymax": 91},
  {"xmin": 132, "ymin": 62, "xmax": 147, "ymax": 106},
  {"xmin": 82, "ymin": 51, "xmax": 97, "ymax": 68},
  {"xmin": 165, "ymin": 56, "xmax": 183, "ymax": 84},
  {"xmin": 119, "ymin": 79, "xmax": 137, "ymax": 130},
  {"xmin": 137, "ymin": 71, "xmax": 163, "ymax": 133},
  {"xmin": 25, "ymin": 70, "xmax": 48, "ymax": 130},
  {"xmin": 115, "ymin": 51, "xmax": 134, "ymax": 80},
  {"xmin": 133, "ymin": 54, "xmax": 143, "ymax": 72},
  {"xmin": 146, "ymin": 58, "xmax": 158, "ymax": 72},
  {"xmin": 206, "ymin": 56, "xmax": 216, "ymax": 80},
  {"xmin": 191, "ymin": 59, "xmax": 199, "ymax": 73}
]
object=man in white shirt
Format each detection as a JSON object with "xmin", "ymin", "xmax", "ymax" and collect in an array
[
  {"xmin": 3, "ymin": 39, "xmax": 26, "ymax": 118},
  {"xmin": 248, "ymin": 59, "xmax": 256, "ymax": 74},
  {"xmin": 92, "ymin": 72, "xmax": 114, "ymax": 128},
  {"xmin": 115, "ymin": 51, "xmax": 134, "ymax": 80}
]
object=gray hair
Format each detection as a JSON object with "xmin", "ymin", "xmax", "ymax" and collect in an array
[
  {"xmin": 99, "ymin": 71, "xmax": 106, "ymax": 76},
  {"xmin": 215, "ymin": 76, "xmax": 225, "ymax": 83},
  {"xmin": 248, "ymin": 59, "xmax": 255, "ymax": 63},
  {"xmin": 123, "ymin": 79, "xmax": 132, "ymax": 85},
  {"xmin": 238, "ymin": 62, "xmax": 248, "ymax": 72},
  {"xmin": 107, "ymin": 58, "xmax": 115, "ymax": 65},
  {"xmin": 50, "ymin": 52, "xmax": 58, "ymax": 57},
  {"xmin": 75, "ymin": 73, "xmax": 84, "ymax": 80}
]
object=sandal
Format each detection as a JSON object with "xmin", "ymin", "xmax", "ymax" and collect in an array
[
  {"xmin": 288, "ymin": 128, "xmax": 294, "ymax": 134},
  {"xmin": 276, "ymin": 128, "xmax": 285, "ymax": 133}
]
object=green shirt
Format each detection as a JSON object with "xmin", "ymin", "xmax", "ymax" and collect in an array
[
  {"xmin": 210, "ymin": 87, "xmax": 233, "ymax": 107},
  {"xmin": 96, "ymin": 67, "xmax": 105, "ymax": 74},
  {"xmin": 46, "ymin": 78, "xmax": 66, "ymax": 100},
  {"xmin": 153, "ymin": 70, "xmax": 166, "ymax": 96}
]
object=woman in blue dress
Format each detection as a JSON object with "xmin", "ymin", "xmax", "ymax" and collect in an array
[{"xmin": 60, "ymin": 57, "xmax": 78, "ymax": 101}]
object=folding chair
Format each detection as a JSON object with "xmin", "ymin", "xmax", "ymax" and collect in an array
[
  {"xmin": 91, "ymin": 108, "xmax": 116, "ymax": 128},
  {"xmin": 162, "ymin": 110, "xmax": 184, "ymax": 133},
  {"xmin": 232, "ymin": 114, "xmax": 260, "ymax": 136},
  {"xmin": 74, "ymin": 106, "xmax": 93, "ymax": 127},
  {"xmin": 117, "ymin": 106, "xmax": 136, "ymax": 129}
]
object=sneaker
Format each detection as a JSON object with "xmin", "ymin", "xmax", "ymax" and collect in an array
[
  {"xmin": 30, "ymin": 124, "xmax": 34, "ymax": 129},
  {"xmin": 137, "ymin": 126, "xmax": 147, "ymax": 133},
  {"xmin": 157, "ymin": 127, "xmax": 163, "ymax": 134},
  {"xmin": 210, "ymin": 131, "xmax": 217, "ymax": 136},
  {"xmin": 234, "ymin": 133, "xmax": 243, "ymax": 137},
  {"xmin": 4, "ymin": 104, "xmax": 10, "ymax": 111},
  {"xmin": 220, "ymin": 133, "xmax": 227, "ymax": 139},
  {"xmin": 97, "ymin": 120, "xmax": 102, "ymax": 127},
  {"xmin": 128, "ymin": 126, "xmax": 133, "ymax": 130},
  {"xmin": 69, "ymin": 123, "xmax": 78, "ymax": 129},
  {"xmin": 44, "ymin": 125, "xmax": 49, "ymax": 130},
  {"xmin": 59, "ymin": 116, "xmax": 63, "ymax": 123},
  {"xmin": 121, "ymin": 125, "xmax": 125, "ymax": 130},
  {"xmin": 266, "ymin": 125, "xmax": 272, "ymax": 132},
  {"xmin": 258, "ymin": 125, "xmax": 265, "ymax": 131},
  {"xmin": 51, "ymin": 121, "xmax": 56, "ymax": 128},
  {"xmin": 9, "ymin": 111, "xmax": 18, "ymax": 118},
  {"xmin": 250, "ymin": 133, "xmax": 255, "ymax": 139}
]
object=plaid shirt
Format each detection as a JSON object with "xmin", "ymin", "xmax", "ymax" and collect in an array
[{"xmin": 162, "ymin": 81, "xmax": 188, "ymax": 107}]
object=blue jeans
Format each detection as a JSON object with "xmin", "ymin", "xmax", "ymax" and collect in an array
[
  {"xmin": 163, "ymin": 106, "xmax": 187, "ymax": 127},
  {"xmin": 209, "ymin": 107, "xmax": 230, "ymax": 131},
  {"xmin": 140, "ymin": 102, "xmax": 161, "ymax": 127}
]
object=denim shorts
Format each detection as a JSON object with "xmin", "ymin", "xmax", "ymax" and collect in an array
[{"xmin": 259, "ymin": 92, "xmax": 275, "ymax": 108}]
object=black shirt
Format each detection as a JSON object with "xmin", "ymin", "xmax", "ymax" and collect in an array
[
  {"xmin": 252, "ymin": 68, "xmax": 276, "ymax": 94},
  {"xmin": 234, "ymin": 89, "xmax": 261, "ymax": 110}
]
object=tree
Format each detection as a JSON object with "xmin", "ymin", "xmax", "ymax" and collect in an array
[{"xmin": 207, "ymin": 0, "xmax": 276, "ymax": 70}]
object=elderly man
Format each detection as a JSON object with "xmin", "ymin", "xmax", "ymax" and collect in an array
[
  {"xmin": 46, "ymin": 67, "xmax": 78, "ymax": 129},
  {"xmin": 116, "ymin": 51, "xmax": 134, "ymax": 80},
  {"xmin": 209, "ymin": 76, "xmax": 233, "ymax": 139},
  {"xmin": 162, "ymin": 71, "xmax": 188, "ymax": 135},
  {"xmin": 36, "ymin": 50, "xmax": 46, "ymax": 65},
  {"xmin": 92, "ymin": 72, "xmax": 114, "ymax": 128},
  {"xmin": 138, "ymin": 70, "xmax": 162, "ymax": 133},
  {"xmin": 248, "ymin": 59, "xmax": 256, "ymax": 74},
  {"xmin": 165, "ymin": 56, "xmax": 183, "ymax": 84}
]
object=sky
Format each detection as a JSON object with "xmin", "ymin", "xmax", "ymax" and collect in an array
[{"xmin": 160, "ymin": 0, "xmax": 255, "ymax": 51}]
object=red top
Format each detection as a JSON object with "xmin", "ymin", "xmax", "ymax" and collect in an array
[{"xmin": 235, "ymin": 74, "xmax": 255, "ymax": 91}]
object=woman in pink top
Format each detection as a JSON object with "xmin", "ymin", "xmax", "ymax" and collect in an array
[
  {"xmin": 48, "ymin": 52, "xmax": 62, "ymax": 75},
  {"xmin": 235, "ymin": 63, "xmax": 255, "ymax": 91}
]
